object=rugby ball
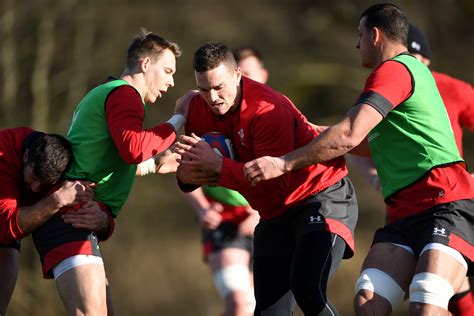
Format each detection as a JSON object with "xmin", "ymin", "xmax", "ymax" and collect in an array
[{"xmin": 201, "ymin": 132, "xmax": 235, "ymax": 159}]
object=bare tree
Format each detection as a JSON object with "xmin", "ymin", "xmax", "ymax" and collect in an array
[{"xmin": 0, "ymin": 0, "xmax": 18, "ymax": 127}]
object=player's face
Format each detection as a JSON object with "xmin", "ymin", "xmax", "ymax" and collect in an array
[
  {"xmin": 238, "ymin": 56, "xmax": 268, "ymax": 84},
  {"xmin": 143, "ymin": 49, "xmax": 176, "ymax": 104},
  {"xmin": 356, "ymin": 17, "xmax": 376, "ymax": 68},
  {"xmin": 22, "ymin": 165, "xmax": 47, "ymax": 193},
  {"xmin": 195, "ymin": 63, "xmax": 242, "ymax": 116}
]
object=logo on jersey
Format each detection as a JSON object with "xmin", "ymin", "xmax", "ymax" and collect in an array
[
  {"xmin": 432, "ymin": 227, "xmax": 447, "ymax": 237},
  {"xmin": 238, "ymin": 128, "xmax": 245, "ymax": 146},
  {"xmin": 309, "ymin": 215, "xmax": 323, "ymax": 224}
]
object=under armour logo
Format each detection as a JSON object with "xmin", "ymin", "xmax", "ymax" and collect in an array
[
  {"xmin": 309, "ymin": 215, "xmax": 322, "ymax": 223},
  {"xmin": 433, "ymin": 227, "xmax": 447, "ymax": 237}
]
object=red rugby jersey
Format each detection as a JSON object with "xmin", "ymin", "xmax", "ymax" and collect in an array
[
  {"xmin": 0, "ymin": 127, "xmax": 35, "ymax": 243},
  {"xmin": 432, "ymin": 71, "xmax": 474, "ymax": 157},
  {"xmin": 184, "ymin": 77, "xmax": 348, "ymax": 219},
  {"xmin": 105, "ymin": 85, "xmax": 176, "ymax": 164}
]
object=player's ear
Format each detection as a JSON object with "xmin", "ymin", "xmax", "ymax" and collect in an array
[
  {"xmin": 141, "ymin": 57, "xmax": 151, "ymax": 73},
  {"xmin": 235, "ymin": 67, "xmax": 242, "ymax": 82},
  {"xmin": 23, "ymin": 149, "xmax": 29, "ymax": 164}
]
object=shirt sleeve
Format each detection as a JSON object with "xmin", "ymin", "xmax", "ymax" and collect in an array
[
  {"xmin": 458, "ymin": 80, "xmax": 474, "ymax": 132},
  {"xmin": 356, "ymin": 60, "xmax": 413, "ymax": 117},
  {"xmin": 218, "ymin": 101, "xmax": 296, "ymax": 210},
  {"xmin": 0, "ymin": 172, "xmax": 24, "ymax": 243},
  {"xmin": 105, "ymin": 85, "xmax": 176, "ymax": 165}
]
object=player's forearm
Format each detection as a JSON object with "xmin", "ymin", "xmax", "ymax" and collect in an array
[
  {"xmin": 283, "ymin": 123, "xmax": 359, "ymax": 172},
  {"xmin": 183, "ymin": 188, "xmax": 211, "ymax": 216},
  {"xmin": 17, "ymin": 193, "xmax": 62, "ymax": 235}
]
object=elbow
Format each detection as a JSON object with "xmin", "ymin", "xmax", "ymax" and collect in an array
[
  {"xmin": 118, "ymin": 144, "xmax": 144, "ymax": 164},
  {"xmin": 121, "ymin": 152, "xmax": 144, "ymax": 165}
]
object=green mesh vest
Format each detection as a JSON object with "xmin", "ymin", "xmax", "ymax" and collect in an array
[
  {"xmin": 203, "ymin": 186, "xmax": 249, "ymax": 207},
  {"xmin": 65, "ymin": 79, "xmax": 139, "ymax": 216},
  {"xmin": 368, "ymin": 55, "xmax": 462, "ymax": 199}
]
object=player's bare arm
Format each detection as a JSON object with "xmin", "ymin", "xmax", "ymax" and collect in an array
[
  {"xmin": 244, "ymin": 103, "xmax": 383, "ymax": 185},
  {"xmin": 17, "ymin": 180, "xmax": 95, "ymax": 235}
]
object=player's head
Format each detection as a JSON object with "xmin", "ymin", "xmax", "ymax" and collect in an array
[
  {"xmin": 407, "ymin": 23, "xmax": 432, "ymax": 66},
  {"xmin": 126, "ymin": 28, "xmax": 181, "ymax": 104},
  {"xmin": 357, "ymin": 3, "xmax": 408, "ymax": 68},
  {"xmin": 193, "ymin": 42, "xmax": 242, "ymax": 116},
  {"xmin": 233, "ymin": 46, "xmax": 268, "ymax": 84},
  {"xmin": 23, "ymin": 134, "xmax": 72, "ymax": 193}
]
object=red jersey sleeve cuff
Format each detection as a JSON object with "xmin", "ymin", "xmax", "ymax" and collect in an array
[
  {"xmin": 5, "ymin": 208, "xmax": 26, "ymax": 243},
  {"xmin": 217, "ymin": 158, "xmax": 239, "ymax": 189}
]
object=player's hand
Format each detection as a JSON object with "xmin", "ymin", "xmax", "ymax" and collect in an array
[
  {"xmin": 238, "ymin": 208, "xmax": 259, "ymax": 236},
  {"xmin": 53, "ymin": 180, "xmax": 95, "ymax": 209},
  {"xmin": 243, "ymin": 156, "xmax": 286, "ymax": 186},
  {"xmin": 199, "ymin": 202, "xmax": 223, "ymax": 230},
  {"xmin": 174, "ymin": 90, "xmax": 198, "ymax": 118},
  {"xmin": 176, "ymin": 164, "xmax": 219, "ymax": 186},
  {"xmin": 62, "ymin": 200, "xmax": 110, "ymax": 233},
  {"xmin": 156, "ymin": 148, "xmax": 181, "ymax": 174},
  {"xmin": 175, "ymin": 134, "xmax": 223, "ymax": 174}
]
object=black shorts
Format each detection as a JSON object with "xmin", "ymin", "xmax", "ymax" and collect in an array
[
  {"xmin": 373, "ymin": 199, "xmax": 474, "ymax": 275},
  {"xmin": 202, "ymin": 222, "xmax": 253, "ymax": 260},
  {"xmin": 254, "ymin": 177, "xmax": 358, "ymax": 259},
  {"xmin": 32, "ymin": 214, "xmax": 102, "ymax": 279},
  {"xmin": 0, "ymin": 240, "xmax": 20, "ymax": 251}
]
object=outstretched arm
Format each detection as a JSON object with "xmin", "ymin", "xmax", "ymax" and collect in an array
[{"xmin": 244, "ymin": 103, "xmax": 383, "ymax": 185}]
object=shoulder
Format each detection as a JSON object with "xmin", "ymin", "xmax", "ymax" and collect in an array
[
  {"xmin": 372, "ymin": 59, "xmax": 411, "ymax": 78},
  {"xmin": 242, "ymin": 78, "xmax": 293, "ymax": 113}
]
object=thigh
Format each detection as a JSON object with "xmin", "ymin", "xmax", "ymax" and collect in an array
[
  {"xmin": 56, "ymin": 263, "xmax": 107, "ymax": 314},
  {"xmin": 415, "ymin": 247, "xmax": 467, "ymax": 293},
  {"xmin": 362, "ymin": 242, "xmax": 416, "ymax": 292},
  {"xmin": 208, "ymin": 248, "xmax": 251, "ymax": 271},
  {"xmin": 32, "ymin": 214, "xmax": 101, "ymax": 278},
  {"xmin": 0, "ymin": 247, "xmax": 19, "ymax": 313},
  {"xmin": 253, "ymin": 253, "xmax": 296, "ymax": 316},
  {"xmin": 291, "ymin": 231, "xmax": 345, "ymax": 289}
]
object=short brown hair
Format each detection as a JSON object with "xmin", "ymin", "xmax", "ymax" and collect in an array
[
  {"xmin": 26, "ymin": 133, "xmax": 72, "ymax": 184},
  {"xmin": 126, "ymin": 28, "xmax": 181, "ymax": 69},
  {"xmin": 360, "ymin": 3, "xmax": 408, "ymax": 45},
  {"xmin": 193, "ymin": 42, "xmax": 237, "ymax": 73}
]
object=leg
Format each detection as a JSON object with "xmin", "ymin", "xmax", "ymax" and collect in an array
[
  {"xmin": 0, "ymin": 247, "xmax": 19, "ymax": 316},
  {"xmin": 105, "ymin": 277, "xmax": 115, "ymax": 316},
  {"xmin": 253, "ymin": 253, "xmax": 296, "ymax": 316},
  {"xmin": 354, "ymin": 242, "xmax": 416, "ymax": 316},
  {"xmin": 290, "ymin": 232, "xmax": 345, "ymax": 316},
  {"xmin": 409, "ymin": 245, "xmax": 468, "ymax": 316},
  {"xmin": 448, "ymin": 277, "xmax": 474, "ymax": 316},
  {"xmin": 55, "ymin": 262, "xmax": 107, "ymax": 316},
  {"xmin": 209, "ymin": 248, "xmax": 253, "ymax": 316}
]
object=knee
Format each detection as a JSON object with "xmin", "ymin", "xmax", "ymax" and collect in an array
[
  {"xmin": 213, "ymin": 265, "xmax": 251, "ymax": 299},
  {"xmin": 409, "ymin": 272, "xmax": 454, "ymax": 310},
  {"xmin": 291, "ymin": 282, "xmax": 327, "ymax": 315}
]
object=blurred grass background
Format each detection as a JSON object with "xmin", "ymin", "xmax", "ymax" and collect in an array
[{"xmin": 2, "ymin": 0, "xmax": 473, "ymax": 315}]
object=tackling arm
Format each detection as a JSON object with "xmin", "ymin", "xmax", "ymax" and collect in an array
[{"xmin": 244, "ymin": 104, "xmax": 383, "ymax": 185}]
